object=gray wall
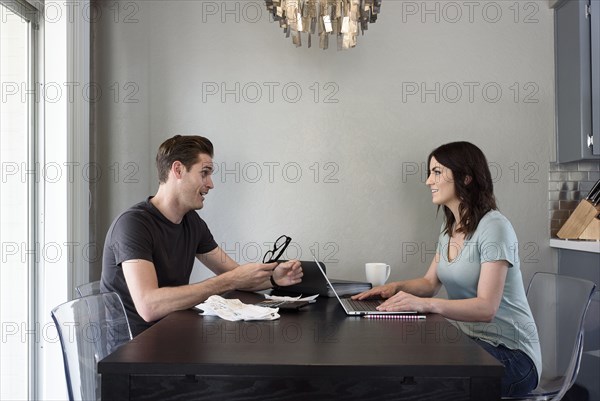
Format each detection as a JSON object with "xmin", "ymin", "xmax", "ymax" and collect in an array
[{"xmin": 91, "ymin": 0, "xmax": 555, "ymax": 286}]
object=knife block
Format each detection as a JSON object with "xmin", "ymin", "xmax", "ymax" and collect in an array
[{"xmin": 557, "ymin": 199, "xmax": 600, "ymax": 240}]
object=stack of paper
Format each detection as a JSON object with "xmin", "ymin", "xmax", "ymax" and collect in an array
[
  {"xmin": 326, "ymin": 279, "xmax": 372, "ymax": 297},
  {"xmin": 277, "ymin": 278, "xmax": 372, "ymax": 298},
  {"xmin": 263, "ymin": 294, "xmax": 319, "ymax": 303}
]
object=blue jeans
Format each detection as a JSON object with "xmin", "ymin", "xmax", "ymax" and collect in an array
[{"xmin": 474, "ymin": 339, "xmax": 539, "ymax": 397}]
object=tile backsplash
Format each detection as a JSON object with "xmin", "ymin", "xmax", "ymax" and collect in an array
[{"xmin": 549, "ymin": 161, "xmax": 600, "ymax": 238}]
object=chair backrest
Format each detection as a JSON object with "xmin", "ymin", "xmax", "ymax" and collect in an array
[
  {"xmin": 51, "ymin": 292, "xmax": 132, "ymax": 401},
  {"xmin": 526, "ymin": 272, "xmax": 596, "ymax": 398},
  {"xmin": 75, "ymin": 280, "xmax": 101, "ymax": 297}
]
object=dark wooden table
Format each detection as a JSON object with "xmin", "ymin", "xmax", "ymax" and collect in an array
[{"xmin": 99, "ymin": 291, "xmax": 503, "ymax": 400}]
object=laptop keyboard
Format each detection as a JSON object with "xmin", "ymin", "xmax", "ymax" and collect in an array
[{"xmin": 343, "ymin": 299, "xmax": 382, "ymax": 311}]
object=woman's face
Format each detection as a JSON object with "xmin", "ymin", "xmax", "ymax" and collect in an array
[{"xmin": 425, "ymin": 156, "xmax": 459, "ymax": 208}]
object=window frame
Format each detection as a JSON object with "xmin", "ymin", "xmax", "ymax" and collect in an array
[{"xmin": 0, "ymin": 0, "xmax": 39, "ymax": 399}]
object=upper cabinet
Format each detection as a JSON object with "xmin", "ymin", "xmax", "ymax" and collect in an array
[{"xmin": 554, "ymin": 0, "xmax": 600, "ymax": 162}]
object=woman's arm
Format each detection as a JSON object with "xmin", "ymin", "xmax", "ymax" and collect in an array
[{"xmin": 377, "ymin": 260, "xmax": 508, "ymax": 322}]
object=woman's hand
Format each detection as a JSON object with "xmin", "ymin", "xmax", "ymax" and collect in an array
[
  {"xmin": 351, "ymin": 282, "xmax": 399, "ymax": 300},
  {"xmin": 377, "ymin": 291, "xmax": 432, "ymax": 313}
]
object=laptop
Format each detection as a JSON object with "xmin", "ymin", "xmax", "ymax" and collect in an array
[
  {"xmin": 311, "ymin": 254, "xmax": 418, "ymax": 316},
  {"xmin": 268, "ymin": 260, "xmax": 370, "ymax": 298},
  {"xmin": 269, "ymin": 260, "xmax": 329, "ymax": 296}
]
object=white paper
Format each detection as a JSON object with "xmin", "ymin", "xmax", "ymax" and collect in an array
[{"xmin": 197, "ymin": 295, "xmax": 280, "ymax": 321}]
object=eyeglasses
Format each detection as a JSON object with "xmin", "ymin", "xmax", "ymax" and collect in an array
[{"xmin": 262, "ymin": 235, "xmax": 291, "ymax": 263}]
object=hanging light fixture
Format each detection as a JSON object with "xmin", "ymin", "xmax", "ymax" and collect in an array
[{"xmin": 265, "ymin": 0, "xmax": 382, "ymax": 50}]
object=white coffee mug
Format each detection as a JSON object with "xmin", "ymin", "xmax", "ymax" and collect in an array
[{"xmin": 365, "ymin": 263, "xmax": 391, "ymax": 287}]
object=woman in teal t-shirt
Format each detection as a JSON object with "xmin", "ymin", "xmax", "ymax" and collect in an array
[{"xmin": 353, "ymin": 141, "xmax": 541, "ymax": 397}]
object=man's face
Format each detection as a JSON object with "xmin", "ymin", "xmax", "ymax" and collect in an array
[{"xmin": 179, "ymin": 153, "xmax": 214, "ymax": 210}]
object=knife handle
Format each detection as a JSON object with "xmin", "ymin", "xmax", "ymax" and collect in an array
[{"xmin": 587, "ymin": 178, "xmax": 600, "ymax": 200}]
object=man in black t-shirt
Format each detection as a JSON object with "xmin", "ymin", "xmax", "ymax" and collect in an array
[{"xmin": 101, "ymin": 135, "xmax": 303, "ymax": 336}]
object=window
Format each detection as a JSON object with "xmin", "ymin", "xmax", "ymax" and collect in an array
[{"xmin": 0, "ymin": 1, "xmax": 38, "ymax": 399}]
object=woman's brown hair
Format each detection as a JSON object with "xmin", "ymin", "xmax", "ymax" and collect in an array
[{"xmin": 427, "ymin": 141, "xmax": 497, "ymax": 238}]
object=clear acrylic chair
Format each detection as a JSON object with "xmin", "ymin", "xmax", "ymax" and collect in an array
[
  {"xmin": 75, "ymin": 280, "xmax": 101, "ymax": 297},
  {"xmin": 504, "ymin": 272, "xmax": 596, "ymax": 401},
  {"xmin": 51, "ymin": 292, "xmax": 132, "ymax": 401}
]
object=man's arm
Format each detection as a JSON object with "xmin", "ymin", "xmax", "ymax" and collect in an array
[
  {"xmin": 197, "ymin": 246, "xmax": 241, "ymax": 274},
  {"xmin": 123, "ymin": 256, "xmax": 277, "ymax": 322},
  {"xmin": 198, "ymin": 247, "xmax": 303, "ymax": 291}
]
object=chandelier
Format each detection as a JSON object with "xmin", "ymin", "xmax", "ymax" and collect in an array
[{"xmin": 265, "ymin": 0, "xmax": 382, "ymax": 50}]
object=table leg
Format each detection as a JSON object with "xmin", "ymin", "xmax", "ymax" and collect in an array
[
  {"xmin": 470, "ymin": 377, "xmax": 500, "ymax": 401},
  {"xmin": 101, "ymin": 373, "xmax": 130, "ymax": 401}
]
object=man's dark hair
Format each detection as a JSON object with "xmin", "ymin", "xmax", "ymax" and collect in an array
[{"xmin": 156, "ymin": 135, "xmax": 214, "ymax": 183}]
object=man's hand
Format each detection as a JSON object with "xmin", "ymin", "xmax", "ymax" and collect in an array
[
  {"xmin": 228, "ymin": 262, "xmax": 278, "ymax": 289},
  {"xmin": 272, "ymin": 260, "xmax": 303, "ymax": 287}
]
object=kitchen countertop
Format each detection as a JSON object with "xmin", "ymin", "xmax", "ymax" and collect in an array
[{"xmin": 550, "ymin": 239, "xmax": 600, "ymax": 253}]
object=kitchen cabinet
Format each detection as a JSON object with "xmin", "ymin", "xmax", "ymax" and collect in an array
[
  {"xmin": 550, "ymin": 240, "xmax": 600, "ymax": 400},
  {"xmin": 554, "ymin": 0, "xmax": 600, "ymax": 162}
]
